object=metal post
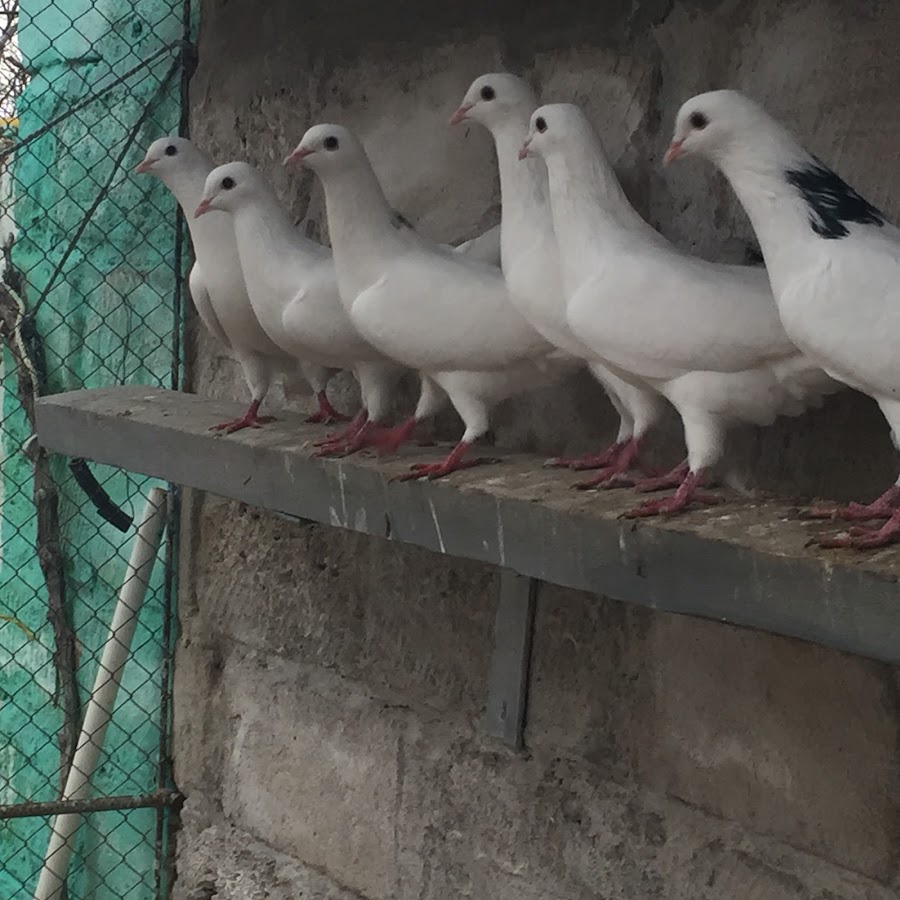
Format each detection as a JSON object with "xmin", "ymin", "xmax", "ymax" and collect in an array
[
  {"xmin": 485, "ymin": 571, "xmax": 538, "ymax": 750},
  {"xmin": 33, "ymin": 487, "xmax": 168, "ymax": 900}
]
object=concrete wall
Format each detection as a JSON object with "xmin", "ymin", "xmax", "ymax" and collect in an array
[{"xmin": 174, "ymin": 1, "xmax": 900, "ymax": 897}]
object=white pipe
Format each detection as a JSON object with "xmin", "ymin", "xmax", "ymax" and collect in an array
[{"xmin": 33, "ymin": 487, "xmax": 168, "ymax": 900}]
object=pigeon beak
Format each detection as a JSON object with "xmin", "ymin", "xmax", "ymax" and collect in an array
[
  {"xmin": 133, "ymin": 157, "xmax": 157, "ymax": 175},
  {"xmin": 449, "ymin": 104, "xmax": 473, "ymax": 126},
  {"xmin": 284, "ymin": 146, "xmax": 314, "ymax": 168},
  {"xmin": 517, "ymin": 138, "xmax": 532, "ymax": 161},
  {"xmin": 663, "ymin": 139, "xmax": 684, "ymax": 167},
  {"xmin": 194, "ymin": 198, "xmax": 213, "ymax": 218}
]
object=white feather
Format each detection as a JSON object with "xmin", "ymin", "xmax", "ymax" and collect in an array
[
  {"xmin": 529, "ymin": 103, "xmax": 839, "ymax": 476},
  {"xmin": 198, "ymin": 160, "xmax": 404, "ymax": 421},
  {"xmin": 138, "ymin": 137, "xmax": 312, "ymax": 406},
  {"xmin": 455, "ymin": 73, "xmax": 670, "ymax": 453},
  {"xmin": 295, "ymin": 123, "xmax": 564, "ymax": 449}
]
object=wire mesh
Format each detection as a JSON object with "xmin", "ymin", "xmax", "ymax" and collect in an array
[{"xmin": 0, "ymin": 0, "xmax": 193, "ymax": 896}]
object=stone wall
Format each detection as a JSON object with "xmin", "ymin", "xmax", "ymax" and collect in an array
[{"xmin": 174, "ymin": 1, "xmax": 900, "ymax": 897}]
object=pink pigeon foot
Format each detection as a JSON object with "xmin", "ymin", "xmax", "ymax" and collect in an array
[
  {"xmin": 369, "ymin": 417, "xmax": 418, "ymax": 456},
  {"xmin": 313, "ymin": 410, "xmax": 367, "ymax": 447},
  {"xmin": 313, "ymin": 420, "xmax": 416, "ymax": 457},
  {"xmin": 622, "ymin": 469, "xmax": 720, "ymax": 518},
  {"xmin": 813, "ymin": 509, "xmax": 900, "ymax": 550},
  {"xmin": 545, "ymin": 441, "xmax": 624, "ymax": 471},
  {"xmin": 306, "ymin": 390, "xmax": 351, "ymax": 425},
  {"xmin": 573, "ymin": 437, "xmax": 644, "ymax": 490},
  {"xmin": 394, "ymin": 441, "xmax": 500, "ymax": 481},
  {"xmin": 631, "ymin": 459, "xmax": 690, "ymax": 493},
  {"xmin": 315, "ymin": 420, "xmax": 401, "ymax": 457},
  {"xmin": 800, "ymin": 484, "xmax": 900, "ymax": 522},
  {"xmin": 211, "ymin": 400, "xmax": 275, "ymax": 434}
]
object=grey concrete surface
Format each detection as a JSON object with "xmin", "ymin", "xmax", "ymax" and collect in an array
[
  {"xmin": 173, "ymin": 822, "xmax": 363, "ymax": 900},
  {"xmin": 174, "ymin": 550, "xmax": 900, "ymax": 897},
  {"xmin": 172, "ymin": 0, "xmax": 900, "ymax": 896}
]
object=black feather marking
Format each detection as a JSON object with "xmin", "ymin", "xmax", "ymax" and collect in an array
[
  {"xmin": 785, "ymin": 156, "xmax": 884, "ymax": 240},
  {"xmin": 390, "ymin": 210, "xmax": 415, "ymax": 231}
]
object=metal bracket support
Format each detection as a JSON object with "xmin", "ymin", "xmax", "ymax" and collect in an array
[{"xmin": 484, "ymin": 571, "xmax": 538, "ymax": 750}]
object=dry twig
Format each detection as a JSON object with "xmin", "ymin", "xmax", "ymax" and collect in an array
[{"xmin": 0, "ymin": 0, "xmax": 26, "ymax": 119}]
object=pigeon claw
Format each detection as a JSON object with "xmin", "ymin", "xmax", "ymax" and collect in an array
[
  {"xmin": 394, "ymin": 456, "xmax": 500, "ymax": 482},
  {"xmin": 569, "ymin": 436, "xmax": 645, "ymax": 490},
  {"xmin": 368, "ymin": 417, "xmax": 418, "ymax": 457},
  {"xmin": 313, "ymin": 411, "xmax": 368, "ymax": 447},
  {"xmin": 313, "ymin": 432, "xmax": 370, "ymax": 457},
  {"xmin": 620, "ymin": 469, "xmax": 719, "ymax": 518},
  {"xmin": 314, "ymin": 421, "xmax": 400, "ymax": 458},
  {"xmin": 573, "ymin": 469, "xmax": 638, "ymax": 491},
  {"xmin": 622, "ymin": 489, "xmax": 721, "ymax": 519},
  {"xmin": 305, "ymin": 391, "xmax": 351, "ymax": 426},
  {"xmin": 210, "ymin": 401, "xmax": 275, "ymax": 434},
  {"xmin": 392, "ymin": 440, "xmax": 499, "ymax": 481},
  {"xmin": 798, "ymin": 485, "xmax": 900, "ymax": 522},
  {"xmin": 631, "ymin": 460, "xmax": 690, "ymax": 494},
  {"xmin": 811, "ymin": 510, "xmax": 900, "ymax": 550},
  {"xmin": 545, "ymin": 441, "xmax": 623, "ymax": 471}
]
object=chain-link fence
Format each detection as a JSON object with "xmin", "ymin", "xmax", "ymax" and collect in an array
[{"xmin": 0, "ymin": 0, "xmax": 194, "ymax": 896}]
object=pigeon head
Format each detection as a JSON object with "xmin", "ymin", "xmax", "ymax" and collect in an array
[
  {"xmin": 450, "ymin": 73, "xmax": 537, "ymax": 128},
  {"xmin": 134, "ymin": 136, "xmax": 202, "ymax": 178},
  {"xmin": 665, "ymin": 90, "xmax": 769, "ymax": 166},
  {"xmin": 283, "ymin": 124, "xmax": 363, "ymax": 175},
  {"xmin": 195, "ymin": 161, "xmax": 261, "ymax": 217},
  {"xmin": 519, "ymin": 103, "xmax": 586, "ymax": 161}
]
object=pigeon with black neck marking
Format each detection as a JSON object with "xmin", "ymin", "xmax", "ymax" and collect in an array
[
  {"xmin": 667, "ymin": 89, "xmax": 899, "ymax": 548},
  {"xmin": 522, "ymin": 103, "xmax": 839, "ymax": 518}
]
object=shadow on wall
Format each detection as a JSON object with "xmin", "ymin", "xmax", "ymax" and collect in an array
[{"xmin": 188, "ymin": 0, "xmax": 899, "ymax": 503}]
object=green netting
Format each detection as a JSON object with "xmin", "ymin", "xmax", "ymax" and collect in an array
[{"xmin": 0, "ymin": 0, "xmax": 192, "ymax": 896}]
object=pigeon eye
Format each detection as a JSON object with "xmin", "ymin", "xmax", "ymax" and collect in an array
[
  {"xmin": 324, "ymin": 135, "xmax": 339, "ymax": 151},
  {"xmin": 480, "ymin": 85, "xmax": 495, "ymax": 101},
  {"xmin": 164, "ymin": 144, "xmax": 177, "ymax": 156},
  {"xmin": 689, "ymin": 111, "xmax": 708, "ymax": 130},
  {"xmin": 221, "ymin": 176, "xmax": 235, "ymax": 190},
  {"xmin": 535, "ymin": 116, "xmax": 547, "ymax": 134}
]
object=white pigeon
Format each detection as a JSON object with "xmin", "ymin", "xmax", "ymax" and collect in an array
[
  {"xmin": 284, "ymin": 123, "xmax": 568, "ymax": 480},
  {"xmin": 522, "ymin": 103, "xmax": 839, "ymax": 516},
  {"xmin": 666, "ymin": 90, "xmax": 900, "ymax": 547},
  {"xmin": 135, "ymin": 137, "xmax": 346, "ymax": 431},
  {"xmin": 451, "ymin": 223, "xmax": 501, "ymax": 264},
  {"xmin": 195, "ymin": 161, "xmax": 406, "ymax": 456},
  {"xmin": 451, "ymin": 73, "xmax": 666, "ymax": 486}
]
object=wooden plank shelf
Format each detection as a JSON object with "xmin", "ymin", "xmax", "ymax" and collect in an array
[{"xmin": 34, "ymin": 386, "xmax": 900, "ymax": 666}]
